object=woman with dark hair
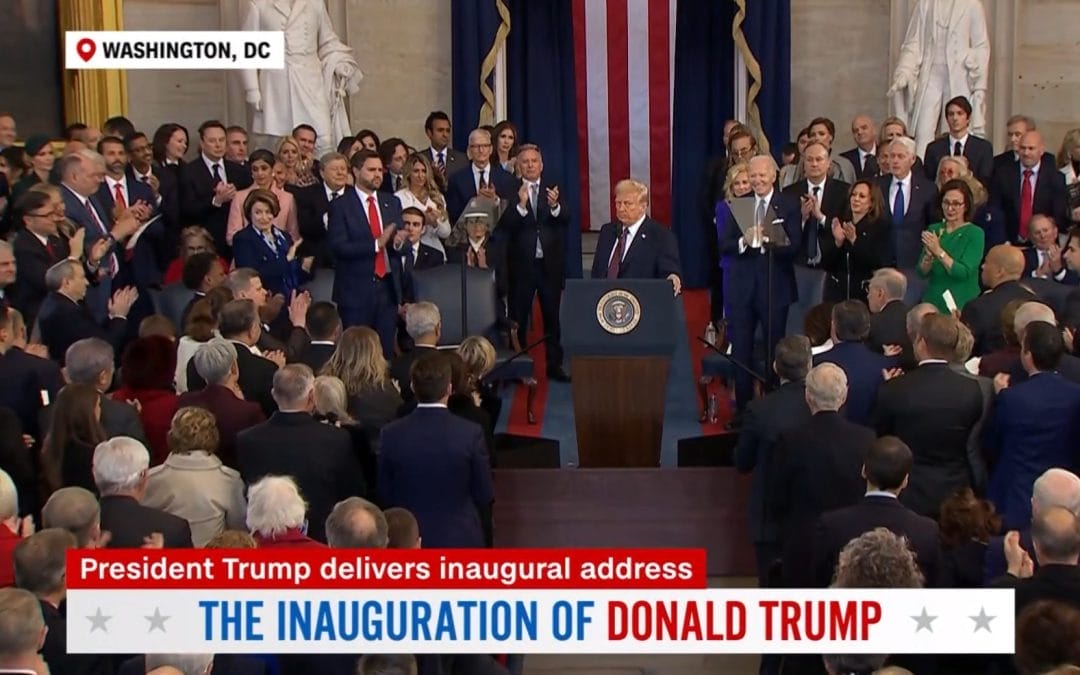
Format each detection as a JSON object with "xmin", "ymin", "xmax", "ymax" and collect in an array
[
  {"xmin": 151, "ymin": 123, "xmax": 188, "ymax": 174},
  {"xmin": 226, "ymin": 148, "xmax": 298, "ymax": 245},
  {"xmin": 492, "ymin": 120, "xmax": 519, "ymax": 174},
  {"xmin": 819, "ymin": 179, "xmax": 891, "ymax": 303},
  {"xmin": 175, "ymin": 285, "xmax": 233, "ymax": 393},
  {"xmin": 356, "ymin": 129, "xmax": 380, "ymax": 153},
  {"xmin": 918, "ymin": 178, "xmax": 985, "ymax": 313},
  {"xmin": 803, "ymin": 302, "xmax": 836, "ymax": 355},
  {"xmin": 42, "ymin": 383, "xmax": 107, "ymax": 494},
  {"xmin": 11, "ymin": 135, "xmax": 55, "ymax": 202},
  {"xmin": 110, "ymin": 335, "xmax": 180, "ymax": 464},
  {"xmin": 336, "ymin": 135, "xmax": 363, "ymax": 160},
  {"xmin": 940, "ymin": 487, "xmax": 1001, "ymax": 587},
  {"xmin": 395, "ymin": 152, "xmax": 451, "ymax": 255},
  {"xmin": 232, "ymin": 189, "xmax": 312, "ymax": 299}
]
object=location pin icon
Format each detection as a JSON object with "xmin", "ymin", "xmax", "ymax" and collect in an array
[{"xmin": 76, "ymin": 38, "xmax": 96, "ymax": 63}]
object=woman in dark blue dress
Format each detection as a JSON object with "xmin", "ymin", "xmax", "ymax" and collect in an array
[{"xmin": 232, "ymin": 189, "xmax": 312, "ymax": 299}]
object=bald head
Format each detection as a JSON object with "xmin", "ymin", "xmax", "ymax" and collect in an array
[
  {"xmin": 981, "ymin": 244, "xmax": 1025, "ymax": 288},
  {"xmin": 1033, "ymin": 469, "xmax": 1080, "ymax": 516},
  {"xmin": 1032, "ymin": 506, "xmax": 1080, "ymax": 565},
  {"xmin": 1019, "ymin": 130, "xmax": 1046, "ymax": 169}
]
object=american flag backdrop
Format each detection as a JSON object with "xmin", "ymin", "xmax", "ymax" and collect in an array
[{"xmin": 572, "ymin": 0, "xmax": 676, "ymax": 231}]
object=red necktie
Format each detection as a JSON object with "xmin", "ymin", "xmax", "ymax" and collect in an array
[
  {"xmin": 1019, "ymin": 169, "xmax": 1034, "ymax": 241},
  {"xmin": 367, "ymin": 195, "xmax": 387, "ymax": 277},
  {"xmin": 607, "ymin": 227, "xmax": 627, "ymax": 279},
  {"xmin": 113, "ymin": 183, "xmax": 127, "ymax": 210}
]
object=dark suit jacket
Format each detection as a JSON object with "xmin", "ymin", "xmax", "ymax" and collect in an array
[
  {"xmin": 868, "ymin": 299, "xmax": 912, "ymax": 368},
  {"xmin": 590, "ymin": 217, "xmax": 683, "ymax": 281},
  {"xmin": 872, "ymin": 362, "xmax": 986, "ymax": 518},
  {"xmin": 293, "ymin": 341, "xmax": 336, "ymax": 373},
  {"xmin": 389, "ymin": 344, "xmax": 439, "ymax": 403},
  {"xmin": 992, "ymin": 564, "xmax": 1080, "ymax": 615},
  {"xmin": 186, "ymin": 341, "xmax": 278, "ymax": 417},
  {"xmin": 232, "ymin": 225, "xmax": 306, "ymax": 298},
  {"xmin": 501, "ymin": 178, "xmax": 569, "ymax": 285},
  {"xmin": 327, "ymin": 188, "xmax": 403, "ymax": 308},
  {"xmin": 733, "ymin": 380, "xmax": 812, "ymax": 544},
  {"xmin": 237, "ymin": 411, "xmax": 363, "ymax": 543},
  {"xmin": 819, "ymin": 215, "xmax": 891, "ymax": 303},
  {"xmin": 716, "ymin": 193, "xmax": 802, "ymax": 308},
  {"xmin": 179, "ymin": 157, "xmax": 252, "ymax": 252},
  {"xmin": 61, "ymin": 185, "xmax": 114, "ymax": 256},
  {"xmin": 10, "ymin": 229, "xmax": 69, "ymax": 330},
  {"xmin": 814, "ymin": 495, "xmax": 941, "ymax": 587},
  {"xmin": 38, "ymin": 293, "xmax": 128, "ymax": 365},
  {"xmin": 991, "ymin": 159, "xmax": 1068, "ymax": 244},
  {"xmin": 119, "ymin": 654, "xmax": 266, "ymax": 675},
  {"xmin": 294, "ymin": 181, "xmax": 338, "ymax": 268},
  {"xmin": 814, "ymin": 341, "xmax": 893, "ymax": 425},
  {"xmin": 961, "ymin": 279, "xmax": 1037, "ymax": 356},
  {"xmin": 128, "ymin": 162, "xmax": 180, "ymax": 268},
  {"xmin": 100, "ymin": 494, "xmax": 192, "ymax": 548},
  {"xmin": 40, "ymin": 600, "xmax": 113, "ymax": 675},
  {"xmin": 378, "ymin": 406, "xmax": 494, "ymax": 548},
  {"xmin": 95, "ymin": 176, "xmax": 163, "ymax": 288},
  {"xmin": 425, "ymin": 145, "xmax": 468, "ymax": 180},
  {"xmin": 397, "ymin": 240, "xmax": 445, "ymax": 303},
  {"xmin": 924, "ymin": 135, "xmax": 994, "ymax": 184},
  {"xmin": 176, "ymin": 384, "xmax": 265, "ymax": 470},
  {"xmin": 840, "ymin": 147, "xmax": 880, "ymax": 180},
  {"xmin": 772, "ymin": 411, "xmax": 874, "ymax": 586},
  {"xmin": 988, "ymin": 372, "xmax": 1080, "ymax": 530},
  {"xmin": 1021, "ymin": 246, "xmax": 1079, "ymax": 285},
  {"xmin": 445, "ymin": 163, "xmax": 518, "ymax": 223},
  {"xmin": 876, "ymin": 173, "xmax": 938, "ymax": 268},
  {"xmin": 1009, "ymin": 352, "xmax": 1080, "ymax": 386},
  {"xmin": 781, "ymin": 177, "xmax": 850, "ymax": 264},
  {"xmin": 0, "ymin": 346, "xmax": 64, "ymax": 438}
]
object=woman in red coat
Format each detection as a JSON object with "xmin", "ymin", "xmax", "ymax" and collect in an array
[{"xmin": 111, "ymin": 336, "xmax": 179, "ymax": 465}]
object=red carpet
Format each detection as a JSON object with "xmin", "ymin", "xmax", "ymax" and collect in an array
[
  {"xmin": 681, "ymin": 289, "xmax": 734, "ymax": 433},
  {"xmin": 505, "ymin": 300, "xmax": 548, "ymax": 436}
]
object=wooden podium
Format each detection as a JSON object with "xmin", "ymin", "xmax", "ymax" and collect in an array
[{"xmin": 560, "ymin": 280, "xmax": 678, "ymax": 467}]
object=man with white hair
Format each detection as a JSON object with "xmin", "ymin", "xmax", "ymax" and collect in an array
[
  {"xmin": 875, "ymin": 136, "xmax": 938, "ymax": 268},
  {"xmin": 866, "ymin": 268, "xmax": 912, "ymax": 363},
  {"xmin": 246, "ymin": 475, "xmax": 321, "ymax": 547},
  {"xmin": 94, "ymin": 436, "xmax": 192, "ymax": 548},
  {"xmin": 719, "ymin": 154, "xmax": 802, "ymax": 412},
  {"xmin": 771, "ymin": 363, "xmax": 875, "ymax": 587},
  {"xmin": 390, "ymin": 301, "xmax": 441, "ymax": 402},
  {"xmin": 986, "ymin": 469, "xmax": 1080, "ymax": 583},
  {"xmin": 238, "ymin": 365, "xmax": 362, "ymax": 543}
]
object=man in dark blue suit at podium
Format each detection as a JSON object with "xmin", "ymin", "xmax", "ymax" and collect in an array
[
  {"xmin": 589, "ymin": 178, "xmax": 682, "ymax": 295},
  {"xmin": 719, "ymin": 155, "xmax": 802, "ymax": 413}
]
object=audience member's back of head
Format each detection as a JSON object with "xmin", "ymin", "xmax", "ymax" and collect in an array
[
  {"xmin": 832, "ymin": 300, "xmax": 871, "ymax": 342},
  {"xmin": 145, "ymin": 653, "xmax": 214, "ymax": 675},
  {"xmin": 1015, "ymin": 600, "xmax": 1080, "ymax": 675},
  {"xmin": 92, "ymin": 437, "xmax": 150, "ymax": 497},
  {"xmin": 64, "ymin": 337, "xmax": 114, "ymax": 386},
  {"xmin": 325, "ymin": 497, "xmax": 388, "ymax": 549},
  {"xmin": 13, "ymin": 528, "xmax": 76, "ymax": 597},
  {"xmin": 306, "ymin": 301, "xmax": 341, "ymax": 341},
  {"xmin": 0, "ymin": 587, "xmax": 45, "ymax": 658},
  {"xmin": 357, "ymin": 654, "xmax": 417, "ymax": 675},
  {"xmin": 803, "ymin": 302, "xmax": 835, "ymax": 348},
  {"xmin": 833, "ymin": 527, "xmax": 924, "ymax": 588},
  {"xmin": 384, "ymin": 507, "xmax": 420, "ymax": 549},
  {"xmin": 863, "ymin": 436, "xmax": 912, "ymax": 491},
  {"xmin": 1033, "ymin": 468, "xmax": 1080, "ymax": 516},
  {"xmin": 918, "ymin": 312, "xmax": 961, "ymax": 360},
  {"xmin": 41, "ymin": 486, "xmax": 100, "ymax": 547},
  {"xmin": 1023, "ymin": 321, "xmax": 1065, "ymax": 372},
  {"xmin": 774, "ymin": 335, "xmax": 812, "ymax": 382},
  {"xmin": 203, "ymin": 530, "xmax": 257, "ymax": 549},
  {"xmin": 939, "ymin": 487, "xmax": 1001, "ymax": 548},
  {"xmin": 1031, "ymin": 506, "xmax": 1080, "ymax": 564},
  {"xmin": 410, "ymin": 351, "xmax": 452, "ymax": 404}
]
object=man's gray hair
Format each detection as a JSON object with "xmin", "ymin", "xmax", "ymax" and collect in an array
[
  {"xmin": 225, "ymin": 268, "xmax": 260, "ymax": 296},
  {"xmin": 749, "ymin": 153, "xmax": 779, "ymax": 174},
  {"xmin": 890, "ymin": 136, "xmax": 917, "ymax": 156},
  {"xmin": 805, "ymin": 363, "xmax": 848, "ymax": 412},
  {"xmin": 1033, "ymin": 468, "xmax": 1080, "ymax": 516},
  {"xmin": 246, "ymin": 475, "xmax": 307, "ymax": 537},
  {"xmin": 44, "ymin": 258, "xmax": 81, "ymax": 293},
  {"xmin": 468, "ymin": 128, "xmax": 492, "ymax": 146},
  {"xmin": 65, "ymin": 338, "xmax": 115, "ymax": 386},
  {"xmin": 773, "ymin": 335, "xmax": 812, "ymax": 382},
  {"xmin": 271, "ymin": 364, "xmax": 314, "ymax": 408},
  {"xmin": 405, "ymin": 302, "xmax": 440, "ymax": 339},
  {"xmin": 58, "ymin": 148, "xmax": 104, "ymax": 180},
  {"xmin": 325, "ymin": 497, "xmax": 389, "ymax": 549},
  {"xmin": 217, "ymin": 299, "xmax": 258, "ymax": 339},
  {"xmin": 193, "ymin": 337, "xmax": 237, "ymax": 386},
  {"xmin": 1015, "ymin": 301, "xmax": 1057, "ymax": 336},
  {"xmin": 144, "ymin": 654, "xmax": 214, "ymax": 675},
  {"xmin": 320, "ymin": 151, "xmax": 348, "ymax": 167},
  {"xmin": 0, "ymin": 468, "xmax": 17, "ymax": 521},
  {"xmin": 906, "ymin": 303, "xmax": 938, "ymax": 341},
  {"xmin": 42, "ymin": 487, "xmax": 100, "ymax": 547},
  {"xmin": 1007, "ymin": 114, "xmax": 1036, "ymax": 130},
  {"xmin": 869, "ymin": 268, "xmax": 907, "ymax": 301},
  {"xmin": 92, "ymin": 437, "xmax": 150, "ymax": 496}
]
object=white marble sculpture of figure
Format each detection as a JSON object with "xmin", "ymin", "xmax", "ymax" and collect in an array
[
  {"xmin": 240, "ymin": 0, "xmax": 363, "ymax": 155},
  {"xmin": 887, "ymin": 0, "xmax": 990, "ymax": 158}
]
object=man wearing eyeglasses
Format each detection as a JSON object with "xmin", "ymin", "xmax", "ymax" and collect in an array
[{"xmin": 445, "ymin": 128, "xmax": 518, "ymax": 224}]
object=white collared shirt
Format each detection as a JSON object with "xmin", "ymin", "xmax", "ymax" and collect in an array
[
  {"xmin": 354, "ymin": 186, "xmax": 387, "ymax": 255},
  {"xmin": 471, "ymin": 162, "xmax": 492, "ymax": 192},
  {"xmin": 323, "ymin": 183, "xmax": 344, "ymax": 228},
  {"xmin": 416, "ymin": 402, "xmax": 448, "ymax": 409},
  {"xmin": 201, "ymin": 153, "xmax": 224, "ymax": 179},
  {"xmin": 1021, "ymin": 161, "xmax": 1041, "ymax": 189},
  {"xmin": 806, "ymin": 178, "xmax": 827, "ymax": 224},
  {"xmin": 889, "ymin": 174, "xmax": 911, "ymax": 216},
  {"xmin": 859, "ymin": 146, "xmax": 876, "ymax": 167},
  {"xmin": 948, "ymin": 133, "xmax": 970, "ymax": 155},
  {"xmin": 105, "ymin": 175, "xmax": 128, "ymax": 205},
  {"xmin": 430, "ymin": 147, "xmax": 447, "ymax": 167},
  {"xmin": 739, "ymin": 190, "xmax": 773, "ymax": 252},
  {"xmin": 607, "ymin": 214, "xmax": 646, "ymax": 266}
]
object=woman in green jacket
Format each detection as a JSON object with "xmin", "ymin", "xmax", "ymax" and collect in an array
[{"xmin": 917, "ymin": 178, "xmax": 985, "ymax": 314}]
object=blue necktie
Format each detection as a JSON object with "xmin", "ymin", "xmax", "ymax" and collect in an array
[{"xmin": 892, "ymin": 182, "xmax": 905, "ymax": 226}]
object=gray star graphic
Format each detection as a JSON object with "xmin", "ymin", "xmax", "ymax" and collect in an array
[
  {"xmin": 145, "ymin": 607, "xmax": 170, "ymax": 633},
  {"xmin": 970, "ymin": 607, "xmax": 995, "ymax": 633},
  {"xmin": 911, "ymin": 606, "xmax": 937, "ymax": 633},
  {"xmin": 87, "ymin": 607, "xmax": 111, "ymax": 633}
]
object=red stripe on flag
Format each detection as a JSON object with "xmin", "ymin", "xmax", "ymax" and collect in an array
[
  {"xmin": 605, "ymin": 0, "xmax": 630, "ymax": 219},
  {"xmin": 572, "ymin": 0, "xmax": 592, "ymax": 232},
  {"xmin": 647, "ymin": 0, "xmax": 672, "ymax": 227}
]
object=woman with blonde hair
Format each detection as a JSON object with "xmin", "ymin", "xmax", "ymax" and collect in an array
[
  {"xmin": 313, "ymin": 375, "xmax": 374, "ymax": 498},
  {"xmin": 321, "ymin": 327, "xmax": 403, "ymax": 451},
  {"xmin": 394, "ymin": 152, "xmax": 451, "ymax": 257},
  {"xmin": 1057, "ymin": 127, "xmax": 1080, "ymax": 181},
  {"xmin": 710, "ymin": 162, "xmax": 752, "ymax": 326},
  {"xmin": 275, "ymin": 136, "xmax": 314, "ymax": 187},
  {"xmin": 142, "ymin": 406, "xmax": 247, "ymax": 547},
  {"xmin": 457, "ymin": 335, "xmax": 501, "ymax": 424}
]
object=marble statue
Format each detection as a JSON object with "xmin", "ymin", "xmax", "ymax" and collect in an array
[
  {"xmin": 240, "ymin": 0, "xmax": 363, "ymax": 155},
  {"xmin": 887, "ymin": 0, "xmax": 990, "ymax": 158}
]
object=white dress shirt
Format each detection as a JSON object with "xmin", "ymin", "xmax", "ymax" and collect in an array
[
  {"xmin": 889, "ymin": 174, "xmax": 911, "ymax": 217},
  {"xmin": 354, "ymin": 186, "xmax": 388, "ymax": 258},
  {"xmin": 607, "ymin": 214, "xmax": 646, "ymax": 267},
  {"xmin": 948, "ymin": 133, "xmax": 969, "ymax": 155},
  {"xmin": 739, "ymin": 191, "xmax": 774, "ymax": 253},
  {"xmin": 471, "ymin": 163, "xmax": 492, "ymax": 192}
]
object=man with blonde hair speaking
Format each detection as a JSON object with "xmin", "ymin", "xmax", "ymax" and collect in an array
[{"xmin": 590, "ymin": 178, "xmax": 682, "ymax": 296}]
